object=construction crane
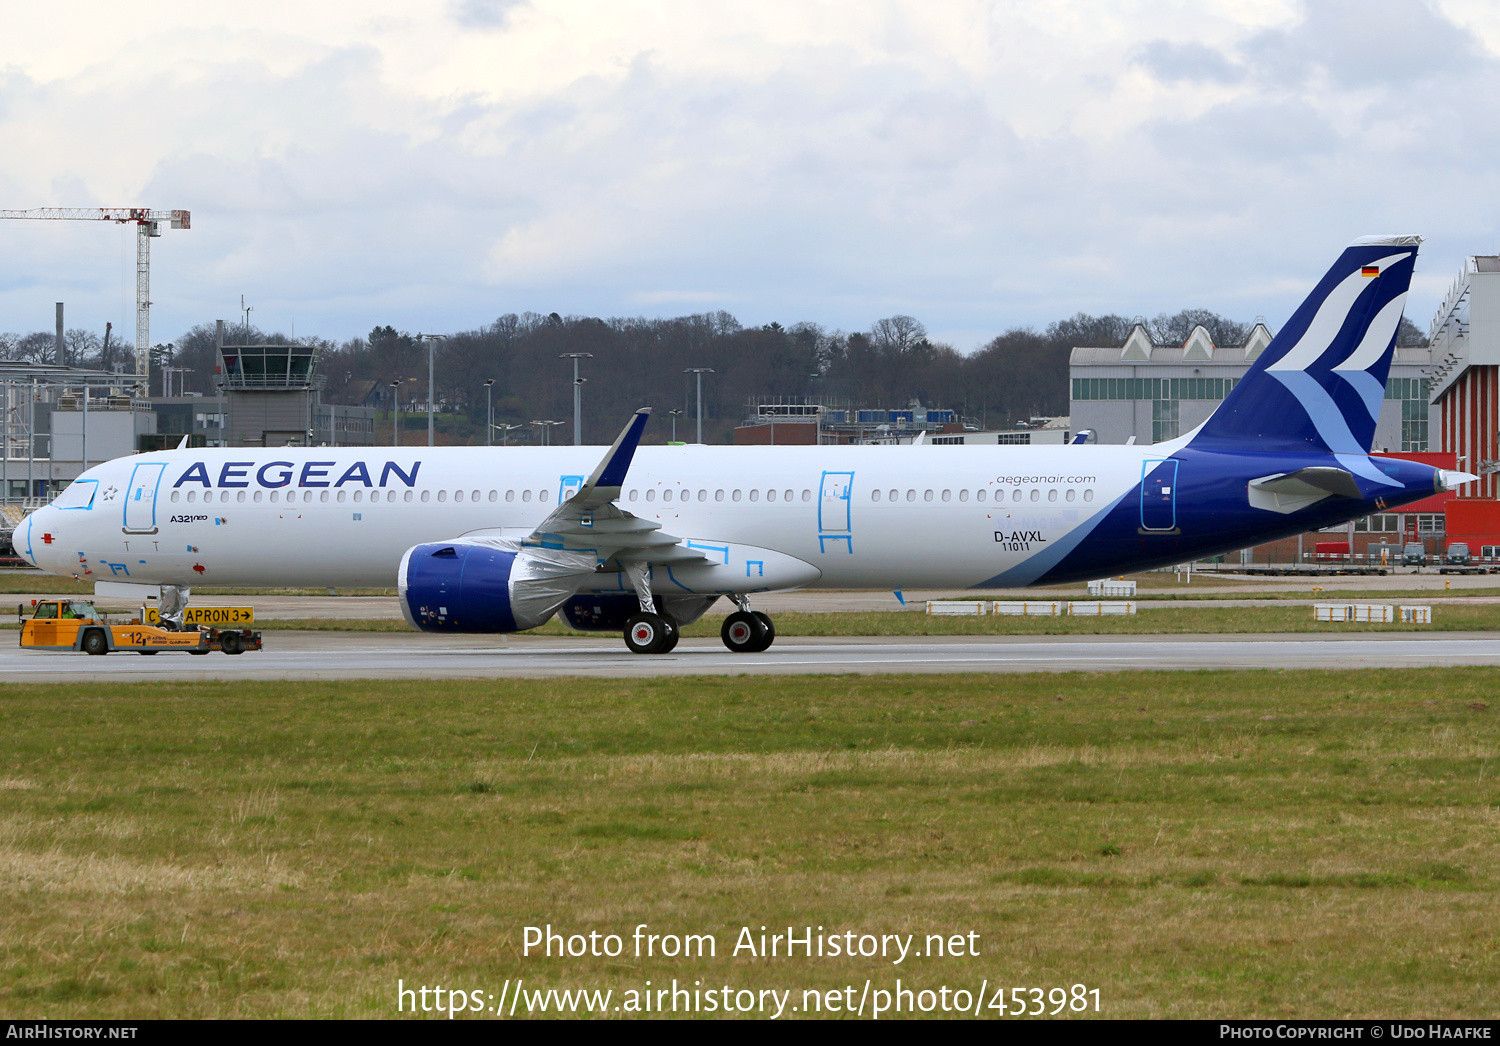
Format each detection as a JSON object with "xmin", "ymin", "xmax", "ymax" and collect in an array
[{"xmin": 0, "ymin": 208, "xmax": 190, "ymax": 393}]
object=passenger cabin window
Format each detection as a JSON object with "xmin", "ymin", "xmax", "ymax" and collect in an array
[
  {"xmin": 872, "ymin": 489, "xmax": 881, "ymax": 502},
  {"xmin": 522, "ymin": 490, "xmax": 532, "ymax": 502},
  {"xmin": 1083, "ymin": 489, "xmax": 1094, "ymax": 502},
  {"xmin": 958, "ymin": 490, "xmax": 968, "ymax": 502},
  {"xmin": 750, "ymin": 490, "xmax": 760, "ymax": 502},
  {"xmin": 170, "ymin": 490, "xmax": 180, "ymax": 503},
  {"xmin": 976, "ymin": 490, "xmax": 986, "ymax": 502}
]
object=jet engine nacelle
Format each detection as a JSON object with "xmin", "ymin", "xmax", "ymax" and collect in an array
[{"xmin": 398, "ymin": 538, "xmax": 595, "ymax": 633}]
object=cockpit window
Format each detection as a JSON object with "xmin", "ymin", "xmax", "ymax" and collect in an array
[
  {"xmin": 63, "ymin": 602, "xmax": 100, "ymax": 620},
  {"xmin": 53, "ymin": 479, "xmax": 98, "ymax": 510}
]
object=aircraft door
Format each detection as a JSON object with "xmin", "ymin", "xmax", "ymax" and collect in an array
[
  {"xmin": 558, "ymin": 474, "xmax": 585, "ymax": 503},
  {"xmin": 1139, "ymin": 458, "xmax": 1178, "ymax": 532},
  {"xmin": 818, "ymin": 471, "xmax": 854, "ymax": 553},
  {"xmin": 123, "ymin": 463, "xmax": 167, "ymax": 534}
]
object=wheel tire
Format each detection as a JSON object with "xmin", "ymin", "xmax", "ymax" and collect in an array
[
  {"xmin": 138, "ymin": 650, "xmax": 158, "ymax": 656},
  {"xmin": 751, "ymin": 611, "xmax": 776, "ymax": 651},
  {"xmin": 721, "ymin": 611, "xmax": 768, "ymax": 653},
  {"xmin": 220, "ymin": 631, "xmax": 243, "ymax": 656},
  {"xmin": 657, "ymin": 617, "xmax": 680, "ymax": 654},
  {"xmin": 624, "ymin": 613, "xmax": 671, "ymax": 654},
  {"xmin": 188, "ymin": 647, "xmax": 209, "ymax": 655},
  {"xmin": 81, "ymin": 629, "xmax": 108, "ymax": 656}
]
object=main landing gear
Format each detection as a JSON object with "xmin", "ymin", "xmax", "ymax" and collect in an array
[
  {"xmin": 616, "ymin": 565, "xmax": 776, "ymax": 655},
  {"xmin": 720, "ymin": 596, "xmax": 774, "ymax": 654},
  {"xmin": 624, "ymin": 612, "xmax": 680, "ymax": 655}
]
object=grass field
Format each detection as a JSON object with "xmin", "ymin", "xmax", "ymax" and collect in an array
[{"xmin": 0, "ymin": 670, "xmax": 1496, "ymax": 1019}]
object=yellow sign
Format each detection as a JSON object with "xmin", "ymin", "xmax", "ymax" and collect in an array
[{"xmin": 142, "ymin": 606, "xmax": 255, "ymax": 626}]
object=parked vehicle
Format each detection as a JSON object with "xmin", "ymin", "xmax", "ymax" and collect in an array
[
  {"xmin": 1402, "ymin": 543, "xmax": 1427, "ymax": 567},
  {"xmin": 1445, "ymin": 542, "xmax": 1471, "ymax": 566}
]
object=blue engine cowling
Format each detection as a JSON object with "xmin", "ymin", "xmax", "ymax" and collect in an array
[
  {"xmin": 399, "ymin": 540, "xmax": 596, "ymax": 633},
  {"xmin": 400, "ymin": 542, "xmax": 525, "ymax": 632}
]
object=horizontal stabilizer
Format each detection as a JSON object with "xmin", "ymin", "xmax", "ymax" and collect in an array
[
  {"xmin": 1439, "ymin": 470, "xmax": 1479, "ymax": 491},
  {"xmin": 1247, "ymin": 467, "xmax": 1362, "ymax": 515}
]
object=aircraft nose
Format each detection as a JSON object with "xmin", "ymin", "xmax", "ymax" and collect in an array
[{"xmin": 15, "ymin": 512, "xmax": 37, "ymax": 568}]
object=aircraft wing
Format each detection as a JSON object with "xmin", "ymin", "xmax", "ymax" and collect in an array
[{"xmin": 523, "ymin": 407, "xmax": 708, "ymax": 565}]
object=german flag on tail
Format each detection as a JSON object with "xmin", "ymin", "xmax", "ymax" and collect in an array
[{"xmin": 1362, "ymin": 265, "xmax": 1380, "ymax": 277}]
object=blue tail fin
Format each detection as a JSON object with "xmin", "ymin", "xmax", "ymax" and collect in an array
[{"xmin": 1190, "ymin": 236, "xmax": 1420, "ymax": 454}]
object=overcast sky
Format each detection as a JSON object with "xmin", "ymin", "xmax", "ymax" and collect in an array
[{"xmin": 2, "ymin": 0, "xmax": 1499, "ymax": 351}]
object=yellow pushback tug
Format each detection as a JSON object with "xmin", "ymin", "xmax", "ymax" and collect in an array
[{"xmin": 18, "ymin": 600, "xmax": 262, "ymax": 656}]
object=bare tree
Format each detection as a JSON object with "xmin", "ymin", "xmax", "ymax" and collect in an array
[{"xmin": 869, "ymin": 315, "xmax": 927, "ymax": 357}]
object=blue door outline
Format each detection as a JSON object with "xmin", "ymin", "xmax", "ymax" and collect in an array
[
  {"xmin": 123, "ymin": 463, "xmax": 167, "ymax": 534},
  {"xmin": 819, "ymin": 470, "xmax": 854, "ymax": 553},
  {"xmin": 558, "ymin": 474, "xmax": 586, "ymax": 504},
  {"xmin": 1139, "ymin": 458, "xmax": 1178, "ymax": 532}
]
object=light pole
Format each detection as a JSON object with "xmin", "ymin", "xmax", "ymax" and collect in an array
[
  {"xmin": 668, "ymin": 409, "xmax": 683, "ymax": 443},
  {"xmin": 389, "ymin": 380, "xmax": 403, "ymax": 447},
  {"xmin": 560, "ymin": 353, "xmax": 593, "ymax": 445},
  {"xmin": 495, "ymin": 422, "xmax": 523, "ymax": 446},
  {"xmin": 684, "ymin": 367, "xmax": 714, "ymax": 443},
  {"xmin": 483, "ymin": 379, "xmax": 495, "ymax": 447},
  {"xmin": 417, "ymin": 334, "xmax": 445, "ymax": 447}
]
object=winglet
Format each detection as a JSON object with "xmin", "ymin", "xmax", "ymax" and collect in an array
[
  {"xmin": 176, "ymin": 434, "xmax": 190, "ymax": 451},
  {"xmin": 574, "ymin": 408, "xmax": 651, "ymax": 505}
]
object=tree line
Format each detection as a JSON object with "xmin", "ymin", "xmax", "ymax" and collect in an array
[{"xmin": 0, "ymin": 309, "xmax": 1428, "ymax": 445}]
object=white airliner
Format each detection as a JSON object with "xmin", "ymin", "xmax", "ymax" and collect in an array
[{"xmin": 16, "ymin": 236, "xmax": 1473, "ymax": 653}]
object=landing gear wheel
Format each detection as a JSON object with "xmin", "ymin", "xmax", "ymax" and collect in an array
[
  {"xmin": 721, "ymin": 611, "xmax": 768, "ymax": 653},
  {"xmin": 220, "ymin": 631, "xmax": 243, "ymax": 656},
  {"xmin": 625, "ymin": 613, "xmax": 672, "ymax": 654},
  {"xmin": 81, "ymin": 629, "xmax": 108, "ymax": 656},
  {"xmin": 751, "ymin": 611, "xmax": 776, "ymax": 651},
  {"xmin": 656, "ymin": 616, "xmax": 680, "ymax": 654}
]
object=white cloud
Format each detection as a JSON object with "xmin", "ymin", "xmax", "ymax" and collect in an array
[{"xmin": 0, "ymin": 0, "xmax": 1496, "ymax": 350}]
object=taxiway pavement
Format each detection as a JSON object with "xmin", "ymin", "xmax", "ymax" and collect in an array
[{"xmin": 9, "ymin": 630, "xmax": 1500, "ymax": 682}]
